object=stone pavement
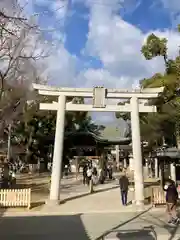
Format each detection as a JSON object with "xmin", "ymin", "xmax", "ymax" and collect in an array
[
  {"xmin": 31, "ymin": 177, "xmax": 124, "ymax": 204},
  {"xmin": 16, "ymin": 172, "xmax": 158, "ymax": 205},
  {"xmin": 2, "ymin": 180, "xmax": 134, "ymax": 215},
  {"xmin": 0, "ymin": 174, "xmax": 178, "ymax": 240},
  {"xmin": 1, "ymin": 208, "xmax": 180, "ymax": 240},
  {"xmin": 30, "ymin": 175, "xmax": 157, "ymax": 204},
  {"xmin": 41, "ymin": 184, "xmax": 134, "ymax": 214},
  {"xmin": 5, "ymin": 174, "xmax": 158, "ymax": 214}
]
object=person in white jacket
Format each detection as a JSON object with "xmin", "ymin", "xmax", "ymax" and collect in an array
[{"xmin": 86, "ymin": 167, "xmax": 92, "ymax": 185}]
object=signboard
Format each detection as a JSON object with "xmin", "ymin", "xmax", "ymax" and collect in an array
[{"xmin": 93, "ymin": 87, "xmax": 107, "ymax": 108}]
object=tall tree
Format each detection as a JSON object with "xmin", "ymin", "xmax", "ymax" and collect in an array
[
  {"xmin": 115, "ymin": 29, "xmax": 180, "ymax": 148},
  {"xmin": 0, "ymin": 2, "xmax": 50, "ymax": 160},
  {"xmin": 140, "ymin": 28, "xmax": 180, "ymax": 148},
  {"xmin": 11, "ymin": 95, "xmax": 95, "ymax": 168}
]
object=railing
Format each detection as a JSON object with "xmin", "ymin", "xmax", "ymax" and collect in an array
[{"xmin": 0, "ymin": 189, "xmax": 31, "ymax": 209}]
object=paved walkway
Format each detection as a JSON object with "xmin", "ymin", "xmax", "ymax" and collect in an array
[
  {"xmin": 41, "ymin": 183, "xmax": 134, "ymax": 214},
  {"xmin": 5, "ymin": 174, "xmax": 158, "ymax": 214},
  {"xmin": 1, "ymin": 208, "xmax": 180, "ymax": 239},
  {"xmin": 2, "ymin": 180, "xmax": 135, "ymax": 215},
  {"xmin": 0, "ymin": 174, "xmax": 178, "ymax": 239},
  {"xmin": 29, "ymin": 174, "xmax": 157, "ymax": 203}
]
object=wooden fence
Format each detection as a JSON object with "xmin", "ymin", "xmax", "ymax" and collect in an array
[
  {"xmin": 0, "ymin": 189, "xmax": 31, "ymax": 209},
  {"xmin": 152, "ymin": 186, "xmax": 166, "ymax": 206}
]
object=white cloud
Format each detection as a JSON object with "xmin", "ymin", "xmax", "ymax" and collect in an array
[
  {"xmin": 44, "ymin": 46, "xmax": 77, "ymax": 86},
  {"xmin": 13, "ymin": 0, "xmax": 180, "ymax": 90},
  {"xmin": 2, "ymin": 0, "xmax": 180, "ymax": 124},
  {"xmin": 82, "ymin": 0, "xmax": 180, "ymax": 90}
]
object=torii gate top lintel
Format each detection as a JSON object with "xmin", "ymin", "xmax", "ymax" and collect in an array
[{"xmin": 32, "ymin": 83, "xmax": 164, "ymax": 99}]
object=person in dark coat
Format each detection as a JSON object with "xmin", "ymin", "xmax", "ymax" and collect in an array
[
  {"xmin": 164, "ymin": 179, "xmax": 179, "ymax": 224},
  {"xmin": 119, "ymin": 172, "xmax": 129, "ymax": 206}
]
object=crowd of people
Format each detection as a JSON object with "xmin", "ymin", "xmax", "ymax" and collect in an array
[
  {"xmin": 82, "ymin": 162, "xmax": 113, "ymax": 186},
  {"xmin": 0, "ymin": 157, "xmax": 28, "ymax": 189},
  {"xmin": 0, "ymin": 164, "xmax": 16, "ymax": 188},
  {"xmin": 1, "ymin": 156, "xmax": 180, "ymax": 226}
]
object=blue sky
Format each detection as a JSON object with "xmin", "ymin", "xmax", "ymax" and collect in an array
[
  {"xmin": 20, "ymin": 0, "xmax": 180, "ymax": 88},
  {"xmin": 32, "ymin": 0, "xmax": 173, "ymax": 60},
  {"xmin": 123, "ymin": 0, "xmax": 172, "ymax": 31},
  {"xmin": 3, "ymin": 0, "xmax": 180, "ymax": 123}
]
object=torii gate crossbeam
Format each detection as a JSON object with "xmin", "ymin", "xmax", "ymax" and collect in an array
[{"xmin": 33, "ymin": 84, "xmax": 164, "ymax": 208}]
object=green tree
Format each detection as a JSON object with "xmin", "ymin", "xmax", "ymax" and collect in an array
[
  {"xmin": 140, "ymin": 29, "xmax": 180, "ymax": 148},
  {"xmin": 11, "ymin": 95, "xmax": 95, "ymax": 169},
  {"xmin": 115, "ymin": 28, "xmax": 180, "ymax": 148},
  {"xmin": 141, "ymin": 33, "xmax": 168, "ymax": 64}
]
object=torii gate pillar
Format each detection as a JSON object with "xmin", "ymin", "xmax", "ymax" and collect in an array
[
  {"xmin": 49, "ymin": 95, "xmax": 66, "ymax": 203},
  {"xmin": 131, "ymin": 96, "xmax": 144, "ymax": 206}
]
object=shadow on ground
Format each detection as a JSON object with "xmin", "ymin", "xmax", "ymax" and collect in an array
[
  {"xmin": 96, "ymin": 207, "xmax": 153, "ymax": 239},
  {"xmin": 0, "ymin": 207, "xmax": 6, "ymax": 217},
  {"xmin": 61, "ymin": 185, "xmax": 119, "ymax": 203},
  {"xmin": 99, "ymin": 227, "xmax": 157, "ymax": 240},
  {"xmin": 116, "ymin": 228, "xmax": 157, "ymax": 240},
  {"xmin": 138, "ymin": 211, "xmax": 180, "ymax": 240},
  {"xmin": 62, "ymin": 180, "xmax": 158, "ymax": 203},
  {"xmin": 94, "ymin": 207, "xmax": 180, "ymax": 239},
  {"xmin": 0, "ymin": 214, "xmax": 90, "ymax": 240}
]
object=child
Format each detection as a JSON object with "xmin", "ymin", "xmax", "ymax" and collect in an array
[{"xmin": 164, "ymin": 179, "xmax": 179, "ymax": 225}]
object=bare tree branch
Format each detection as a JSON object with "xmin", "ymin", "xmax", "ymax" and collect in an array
[{"xmin": 0, "ymin": 2, "xmax": 49, "ymax": 134}]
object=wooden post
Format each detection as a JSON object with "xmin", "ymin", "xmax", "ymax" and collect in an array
[
  {"xmin": 160, "ymin": 160, "xmax": 164, "ymax": 187},
  {"xmin": 115, "ymin": 145, "xmax": 119, "ymax": 170},
  {"xmin": 89, "ymin": 178, "xmax": 94, "ymax": 194},
  {"xmin": 75, "ymin": 157, "xmax": 78, "ymax": 180}
]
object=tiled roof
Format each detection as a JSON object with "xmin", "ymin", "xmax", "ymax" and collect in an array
[{"xmin": 65, "ymin": 121, "xmax": 131, "ymax": 144}]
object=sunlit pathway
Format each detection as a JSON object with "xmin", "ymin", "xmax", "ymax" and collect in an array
[{"xmin": 0, "ymin": 210, "xmax": 180, "ymax": 239}]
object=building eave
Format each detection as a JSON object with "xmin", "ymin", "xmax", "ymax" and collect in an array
[{"xmin": 64, "ymin": 131, "xmax": 131, "ymax": 145}]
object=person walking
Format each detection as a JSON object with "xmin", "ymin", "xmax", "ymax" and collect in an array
[
  {"xmin": 164, "ymin": 179, "xmax": 179, "ymax": 225},
  {"xmin": 86, "ymin": 166, "xmax": 92, "ymax": 186},
  {"xmin": 83, "ymin": 165, "xmax": 87, "ymax": 185},
  {"xmin": 119, "ymin": 172, "xmax": 129, "ymax": 206},
  {"xmin": 92, "ymin": 167, "xmax": 98, "ymax": 185}
]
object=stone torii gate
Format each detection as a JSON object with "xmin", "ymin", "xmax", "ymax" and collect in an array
[{"xmin": 33, "ymin": 84, "xmax": 164, "ymax": 207}]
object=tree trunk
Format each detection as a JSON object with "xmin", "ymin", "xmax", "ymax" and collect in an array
[
  {"xmin": 7, "ymin": 123, "xmax": 12, "ymax": 161},
  {"xmin": 75, "ymin": 157, "xmax": 79, "ymax": 180},
  {"xmin": 25, "ymin": 128, "xmax": 33, "ymax": 163},
  {"xmin": 43, "ymin": 157, "xmax": 48, "ymax": 171}
]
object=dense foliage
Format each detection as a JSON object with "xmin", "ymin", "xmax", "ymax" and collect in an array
[
  {"xmin": 0, "ymin": 4, "xmax": 95, "ymax": 167},
  {"xmin": 116, "ymin": 27, "xmax": 180, "ymax": 148}
]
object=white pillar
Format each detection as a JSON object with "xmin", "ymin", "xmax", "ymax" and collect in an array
[
  {"xmin": 49, "ymin": 95, "xmax": 66, "ymax": 203},
  {"xmin": 115, "ymin": 145, "xmax": 119, "ymax": 168},
  {"xmin": 130, "ymin": 96, "xmax": 144, "ymax": 207},
  {"xmin": 123, "ymin": 158, "xmax": 127, "ymax": 168},
  {"xmin": 170, "ymin": 163, "xmax": 176, "ymax": 182},
  {"xmin": 155, "ymin": 158, "xmax": 158, "ymax": 178},
  {"xmin": 143, "ymin": 159, "xmax": 149, "ymax": 179},
  {"xmin": 129, "ymin": 157, "xmax": 134, "ymax": 171}
]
